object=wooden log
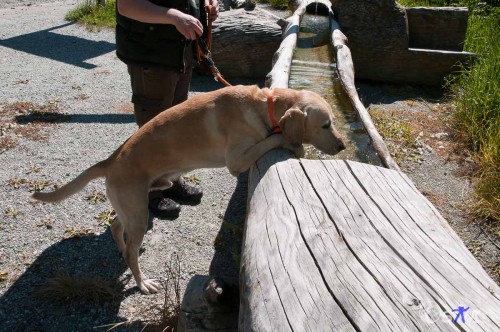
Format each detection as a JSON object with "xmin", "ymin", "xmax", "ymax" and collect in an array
[
  {"xmin": 329, "ymin": 14, "xmax": 400, "ymax": 171},
  {"xmin": 265, "ymin": 0, "xmax": 310, "ymax": 88},
  {"xmin": 240, "ymin": 153, "xmax": 500, "ymax": 331},
  {"xmin": 209, "ymin": 8, "xmax": 283, "ymax": 79}
]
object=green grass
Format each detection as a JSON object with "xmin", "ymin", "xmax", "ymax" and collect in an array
[
  {"xmin": 65, "ymin": 0, "xmax": 116, "ymax": 29},
  {"xmin": 257, "ymin": 0, "xmax": 288, "ymax": 9},
  {"xmin": 450, "ymin": 9, "xmax": 499, "ymax": 222},
  {"xmin": 398, "ymin": 1, "xmax": 500, "ymax": 223}
]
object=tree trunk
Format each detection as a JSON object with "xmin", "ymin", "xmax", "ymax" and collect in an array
[{"xmin": 209, "ymin": 8, "xmax": 283, "ymax": 79}]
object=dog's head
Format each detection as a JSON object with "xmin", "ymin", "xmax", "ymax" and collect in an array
[{"xmin": 278, "ymin": 90, "xmax": 346, "ymax": 155}]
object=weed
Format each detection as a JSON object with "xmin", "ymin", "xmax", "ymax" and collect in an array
[
  {"xmin": 8, "ymin": 177, "xmax": 52, "ymax": 192},
  {"xmin": 63, "ymin": 226, "xmax": 94, "ymax": 239},
  {"xmin": 4, "ymin": 207, "xmax": 21, "ymax": 219},
  {"xmin": 1, "ymin": 101, "xmax": 70, "ymax": 146},
  {"xmin": 36, "ymin": 218, "xmax": 54, "ymax": 229},
  {"xmin": 154, "ymin": 254, "xmax": 182, "ymax": 332},
  {"xmin": 369, "ymin": 108, "xmax": 418, "ymax": 162},
  {"xmin": 184, "ymin": 175, "xmax": 201, "ymax": 185},
  {"xmin": 0, "ymin": 136, "xmax": 18, "ymax": 152},
  {"xmin": 86, "ymin": 190, "xmax": 107, "ymax": 204},
  {"xmin": 260, "ymin": 0, "xmax": 288, "ymax": 9},
  {"xmin": 28, "ymin": 165, "xmax": 41, "ymax": 173},
  {"xmin": 95, "ymin": 209, "xmax": 115, "ymax": 226},
  {"xmin": 65, "ymin": 0, "xmax": 116, "ymax": 30},
  {"xmin": 98, "ymin": 254, "xmax": 183, "ymax": 331},
  {"xmin": 0, "ymin": 271, "xmax": 8, "ymax": 282},
  {"xmin": 29, "ymin": 179, "xmax": 52, "ymax": 192},
  {"xmin": 37, "ymin": 271, "xmax": 121, "ymax": 304},
  {"xmin": 74, "ymin": 93, "xmax": 90, "ymax": 100},
  {"xmin": 8, "ymin": 177, "xmax": 30, "ymax": 189}
]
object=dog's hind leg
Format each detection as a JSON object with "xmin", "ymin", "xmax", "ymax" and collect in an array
[
  {"xmin": 110, "ymin": 217, "xmax": 125, "ymax": 254},
  {"xmin": 107, "ymin": 181, "xmax": 160, "ymax": 294}
]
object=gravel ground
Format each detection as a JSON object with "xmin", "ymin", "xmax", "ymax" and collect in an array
[{"xmin": 1, "ymin": 1, "xmax": 497, "ymax": 331}]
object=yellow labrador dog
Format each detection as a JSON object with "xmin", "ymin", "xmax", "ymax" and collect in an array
[{"xmin": 32, "ymin": 85, "xmax": 345, "ymax": 294}]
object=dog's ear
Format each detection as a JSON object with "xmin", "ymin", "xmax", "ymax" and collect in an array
[{"xmin": 279, "ymin": 107, "xmax": 306, "ymax": 147}]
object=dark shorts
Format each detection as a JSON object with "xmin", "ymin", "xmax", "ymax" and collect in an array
[{"xmin": 127, "ymin": 46, "xmax": 194, "ymax": 127}]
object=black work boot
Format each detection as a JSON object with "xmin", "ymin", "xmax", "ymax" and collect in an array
[
  {"xmin": 148, "ymin": 194, "xmax": 181, "ymax": 220},
  {"xmin": 163, "ymin": 178, "xmax": 203, "ymax": 205}
]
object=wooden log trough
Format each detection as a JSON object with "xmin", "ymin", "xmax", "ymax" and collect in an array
[{"xmin": 239, "ymin": 1, "xmax": 500, "ymax": 331}]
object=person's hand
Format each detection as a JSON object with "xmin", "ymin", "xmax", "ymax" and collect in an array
[
  {"xmin": 171, "ymin": 10, "xmax": 203, "ymax": 40},
  {"xmin": 205, "ymin": 0, "xmax": 219, "ymax": 21}
]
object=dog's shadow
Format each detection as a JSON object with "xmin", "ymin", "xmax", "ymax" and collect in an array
[
  {"xmin": 0, "ymin": 229, "xmax": 132, "ymax": 331},
  {"xmin": 203, "ymin": 171, "xmax": 249, "ymax": 307}
]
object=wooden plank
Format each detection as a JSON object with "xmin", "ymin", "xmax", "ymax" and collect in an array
[
  {"xmin": 241, "ymin": 156, "xmax": 500, "ymax": 331},
  {"xmin": 240, "ymin": 150, "xmax": 354, "ymax": 331}
]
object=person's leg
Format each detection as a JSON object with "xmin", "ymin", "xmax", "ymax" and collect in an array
[
  {"xmin": 127, "ymin": 64, "xmax": 182, "ymax": 219},
  {"xmin": 127, "ymin": 47, "xmax": 202, "ymax": 219},
  {"xmin": 160, "ymin": 46, "xmax": 203, "ymax": 204},
  {"xmin": 127, "ymin": 65, "xmax": 179, "ymax": 127}
]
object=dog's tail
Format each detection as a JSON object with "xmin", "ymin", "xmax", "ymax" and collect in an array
[{"xmin": 32, "ymin": 160, "xmax": 108, "ymax": 203}]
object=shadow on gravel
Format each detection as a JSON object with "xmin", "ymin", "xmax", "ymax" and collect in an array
[
  {"xmin": 0, "ymin": 22, "xmax": 115, "ymax": 69},
  {"xmin": 0, "ymin": 229, "xmax": 134, "ymax": 331},
  {"xmin": 16, "ymin": 113, "xmax": 135, "ymax": 124},
  {"xmin": 210, "ymin": 171, "xmax": 248, "ymax": 281},
  {"xmin": 356, "ymin": 80, "xmax": 445, "ymax": 106}
]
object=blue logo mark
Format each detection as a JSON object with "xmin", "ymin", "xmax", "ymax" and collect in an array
[{"xmin": 452, "ymin": 306, "xmax": 470, "ymax": 323}]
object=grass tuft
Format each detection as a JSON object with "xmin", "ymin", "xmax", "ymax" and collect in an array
[
  {"xmin": 65, "ymin": 0, "xmax": 116, "ymax": 30},
  {"xmin": 37, "ymin": 271, "xmax": 121, "ymax": 304}
]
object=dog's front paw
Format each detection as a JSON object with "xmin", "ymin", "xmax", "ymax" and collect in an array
[{"xmin": 138, "ymin": 279, "xmax": 161, "ymax": 294}]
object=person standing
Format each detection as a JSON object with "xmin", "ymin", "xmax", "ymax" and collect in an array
[{"xmin": 116, "ymin": 0, "xmax": 219, "ymax": 219}]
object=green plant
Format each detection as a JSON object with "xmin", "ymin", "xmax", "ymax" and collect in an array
[
  {"xmin": 449, "ymin": 8, "xmax": 500, "ymax": 222},
  {"xmin": 65, "ymin": 0, "xmax": 116, "ymax": 29},
  {"xmin": 36, "ymin": 218, "xmax": 55, "ymax": 229},
  {"xmin": 369, "ymin": 109, "xmax": 419, "ymax": 162},
  {"xmin": 95, "ymin": 209, "xmax": 116, "ymax": 226},
  {"xmin": 63, "ymin": 226, "xmax": 94, "ymax": 239},
  {"xmin": 0, "ymin": 271, "xmax": 8, "ymax": 282},
  {"xmin": 183, "ymin": 175, "xmax": 201, "ymax": 185},
  {"xmin": 4, "ymin": 207, "xmax": 21, "ymax": 219},
  {"xmin": 399, "ymin": 1, "xmax": 499, "ymax": 223},
  {"xmin": 86, "ymin": 190, "xmax": 107, "ymax": 204}
]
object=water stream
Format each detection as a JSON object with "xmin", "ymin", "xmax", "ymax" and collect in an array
[{"xmin": 288, "ymin": 14, "xmax": 382, "ymax": 165}]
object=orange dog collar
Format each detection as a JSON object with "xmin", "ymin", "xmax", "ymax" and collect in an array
[{"xmin": 268, "ymin": 90, "xmax": 282, "ymax": 134}]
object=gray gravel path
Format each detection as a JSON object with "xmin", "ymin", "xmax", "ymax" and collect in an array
[{"xmin": 1, "ymin": 1, "xmax": 254, "ymax": 330}]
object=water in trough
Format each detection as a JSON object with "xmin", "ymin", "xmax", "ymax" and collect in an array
[{"xmin": 288, "ymin": 13, "xmax": 382, "ymax": 165}]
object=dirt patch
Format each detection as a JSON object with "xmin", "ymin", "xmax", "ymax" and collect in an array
[{"xmin": 0, "ymin": 101, "xmax": 71, "ymax": 152}]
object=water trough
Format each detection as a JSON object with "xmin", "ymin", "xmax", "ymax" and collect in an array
[{"xmin": 240, "ymin": 1, "xmax": 500, "ymax": 330}]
